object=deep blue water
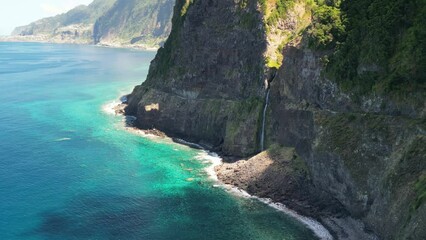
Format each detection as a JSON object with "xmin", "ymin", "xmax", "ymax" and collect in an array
[{"xmin": 0, "ymin": 42, "xmax": 318, "ymax": 240}]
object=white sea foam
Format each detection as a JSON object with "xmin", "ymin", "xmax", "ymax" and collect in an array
[
  {"xmin": 195, "ymin": 151, "xmax": 222, "ymax": 181},
  {"xmin": 258, "ymin": 199, "xmax": 333, "ymax": 240},
  {"xmin": 102, "ymin": 98, "xmax": 166, "ymax": 141},
  {"xmin": 55, "ymin": 138, "xmax": 71, "ymax": 142},
  {"xmin": 124, "ymin": 126, "xmax": 159, "ymax": 140},
  {"xmin": 102, "ymin": 100, "xmax": 120, "ymax": 115}
]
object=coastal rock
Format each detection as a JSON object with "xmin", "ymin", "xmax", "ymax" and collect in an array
[{"xmin": 113, "ymin": 103, "xmax": 127, "ymax": 115}]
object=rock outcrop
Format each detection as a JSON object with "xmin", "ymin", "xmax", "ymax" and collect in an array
[{"xmin": 126, "ymin": 0, "xmax": 425, "ymax": 239}]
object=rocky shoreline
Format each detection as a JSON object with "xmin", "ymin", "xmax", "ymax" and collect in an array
[
  {"xmin": 112, "ymin": 96, "xmax": 380, "ymax": 240},
  {"xmin": 110, "ymin": 98, "xmax": 335, "ymax": 239}
]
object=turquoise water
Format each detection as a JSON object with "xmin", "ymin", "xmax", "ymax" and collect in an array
[{"xmin": 0, "ymin": 42, "xmax": 318, "ymax": 240}]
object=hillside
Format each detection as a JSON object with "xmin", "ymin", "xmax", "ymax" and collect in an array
[
  {"xmin": 94, "ymin": 0, "xmax": 174, "ymax": 47},
  {"xmin": 126, "ymin": 0, "xmax": 426, "ymax": 239},
  {"xmin": 11, "ymin": 0, "xmax": 174, "ymax": 48}
]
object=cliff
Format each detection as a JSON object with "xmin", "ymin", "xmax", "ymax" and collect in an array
[
  {"xmin": 127, "ymin": 0, "xmax": 266, "ymax": 156},
  {"xmin": 126, "ymin": 0, "xmax": 425, "ymax": 239},
  {"xmin": 11, "ymin": 0, "xmax": 174, "ymax": 48}
]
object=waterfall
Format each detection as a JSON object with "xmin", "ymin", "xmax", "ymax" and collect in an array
[{"xmin": 260, "ymin": 88, "xmax": 270, "ymax": 151}]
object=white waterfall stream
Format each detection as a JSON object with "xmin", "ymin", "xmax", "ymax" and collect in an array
[{"xmin": 260, "ymin": 88, "xmax": 270, "ymax": 151}]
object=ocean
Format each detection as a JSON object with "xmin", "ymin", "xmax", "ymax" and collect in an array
[{"xmin": 0, "ymin": 42, "xmax": 319, "ymax": 240}]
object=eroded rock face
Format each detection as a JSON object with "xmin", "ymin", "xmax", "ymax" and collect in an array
[
  {"xmin": 127, "ymin": 0, "xmax": 266, "ymax": 156},
  {"xmin": 126, "ymin": 0, "xmax": 425, "ymax": 239}
]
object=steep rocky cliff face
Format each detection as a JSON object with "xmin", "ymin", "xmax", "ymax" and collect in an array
[
  {"xmin": 263, "ymin": 44, "xmax": 425, "ymax": 240},
  {"xmin": 94, "ymin": 0, "xmax": 174, "ymax": 47},
  {"xmin": 11, "ymin": 0, "xmax": 174, "ymax": 48},
  {"xmin": 126, "ymin": 0, "xmax": 425, "ymax": 239},
  {"xmin": 127, "ymin": 0, "xmax": 267, "ymax": 156}
]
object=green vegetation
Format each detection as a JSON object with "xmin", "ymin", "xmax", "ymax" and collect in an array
[
  {"xmin": 259, "ymin": 0, "xmax": 299, "ymax": 69},
  {"xmin": 266, "ymin": 57, "xmax": 282, "ymax": 69},
  {"xmin": 402, "ymin": 173, "xmax": 426, "ymax": 232},
  {"xmin": 13, "ymin": 0, "xmax": 116, "ymax": 36},
  {"xmin": 316, "ymin": 112, "xmax": 361, "ymax": 155},
  {"xmin": 181, "ymin": 0, "xmax": 193, "ymax": 16},
  {"xmin": 307, "ymin": 0, "xmax": 344, "ymax": 49},
  {"xmin": 267, "ymin": 144, "xmax": 310, "ymax": 176},
  {"xmin": 94, "ymin": 0, "xmax": 174, "ymax": 45},
  {"xmin": 258, "ymin": 0, "xmax": 425, "ymax": 97},
  {"xmin": 265, "ymin": 40, "xmax": 286, "ymax": 69},
  {"xmin": 224, "ymin": 97, "xmax": 263, "ymax": 154},
  {"xmin": 316, "ymin": 112, "xmax": 400, "ymax": 190},
  {"xmin": 323, "ymin": 0, "xmax": 426, "ymax": 96},
  {"xmin": 148, "ymin": 0, "xmax": 194, "ymax": 78},
  {"xmin": 413, "ymin": 174, "xmax": 426, "ymax": 211},
  {"xmin": 259, "ymin": 0, "xmax": 296, "ymax": 27},
  {"xmin": 239, "ymin": 11, "xmax": 258, "ymax": 29}
]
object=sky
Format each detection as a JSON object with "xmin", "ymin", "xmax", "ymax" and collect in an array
[{"xmin": 0, "ymin": 0, "xmax": 93, "ymax": 35}]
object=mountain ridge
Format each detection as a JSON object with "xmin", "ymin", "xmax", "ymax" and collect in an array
[{"xmin": 9, "ymin": 0, "xmax": 174, "ymax": 49}]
